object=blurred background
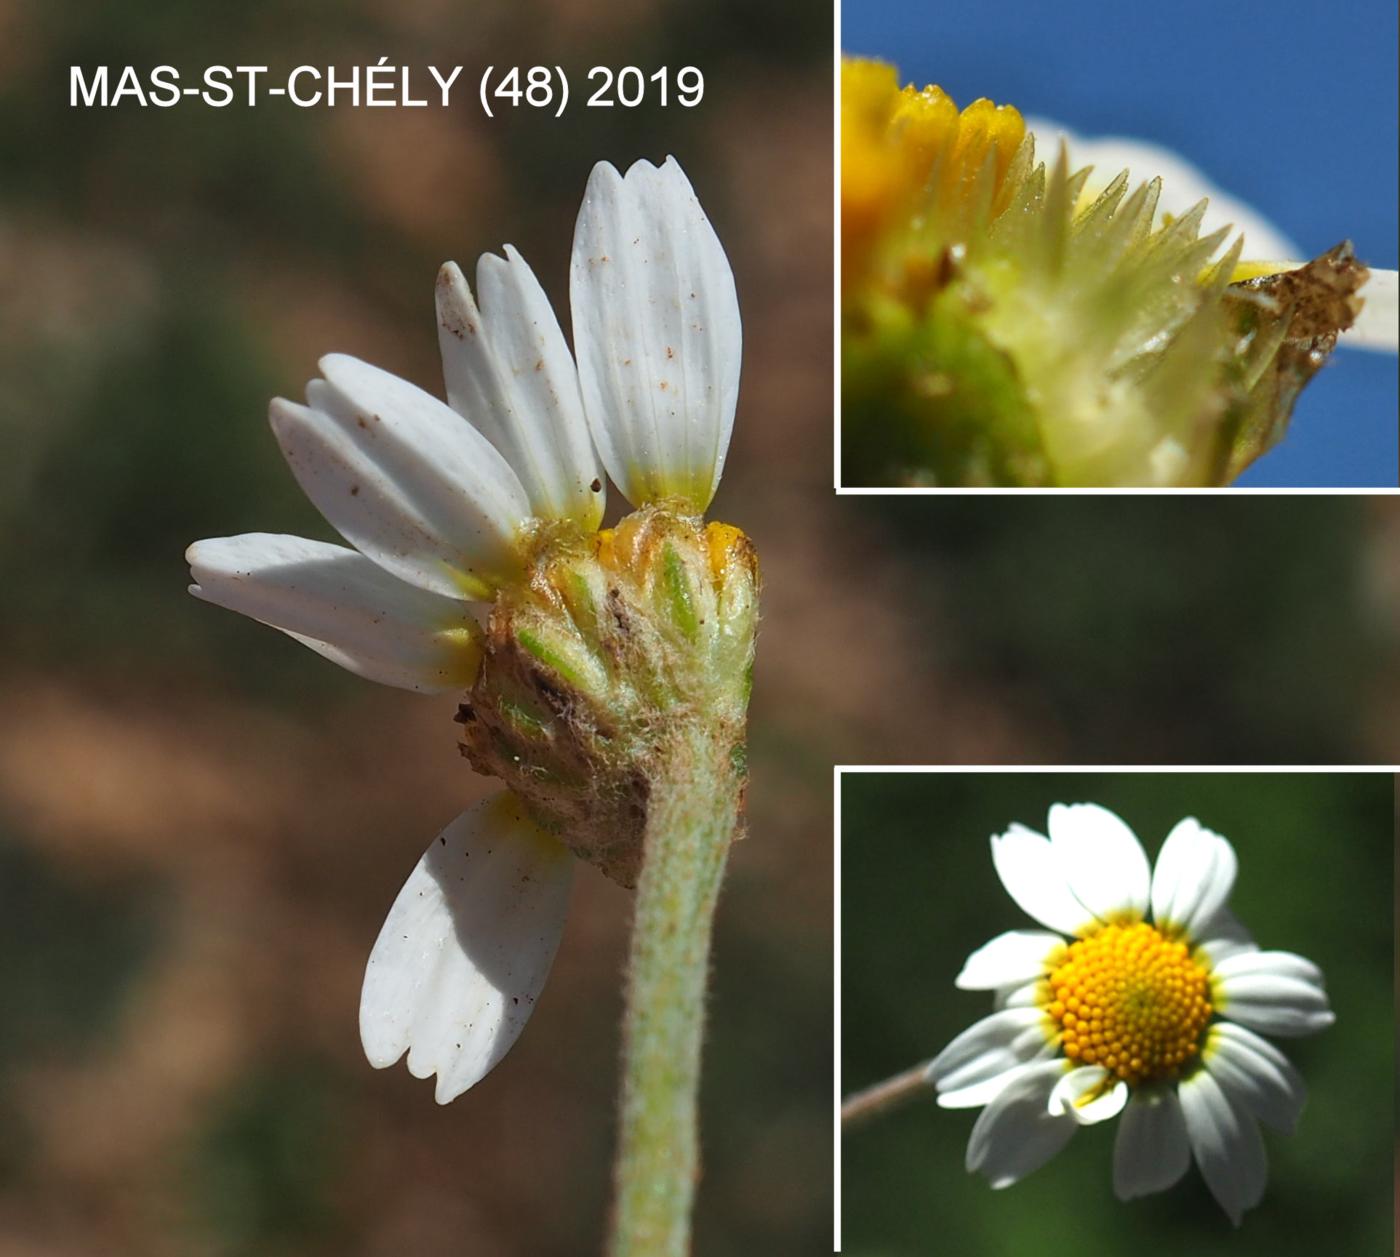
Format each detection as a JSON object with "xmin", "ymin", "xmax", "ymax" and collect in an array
[
  {"xmin": 840, "ymin": 772, "xmax": 1394, "ymax": 1255},
  {"xmin": 2, "ymin": 0, "xmax": 1400, "ymax": 1254},
  {"xmin": 843, "ymin": 0, "xmax": 1399, "ymax": 486}
]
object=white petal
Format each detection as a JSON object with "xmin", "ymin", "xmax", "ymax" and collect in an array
[
  {"xmin": 955, "ymin": 930, "xmax": 1063, "ymax": 990},
  {"xmin": 965, "ymin": 1060, "xmax": 1077, "ymax": 1189},
  {"xmin": 271, "ymin": 354, "xmax": 530, "ymax": 600},
  {"xmin": 1025, "ymin": 120, "xmax": 1301, "ymax": 262},
  {"xmin": 1343, "ymin": 266, "xmax": 1399, "ymax": 353},
  {"xmin": 1223, "ymin": 950, "xmax": 1324, "ymax": 984},
  {"xmin": 1047, "ymin": 803, "xmax": 1150, "ymax": 922},
  {"xmin": 570, "ymin": 156, "xmax": 741, "ymax": 511},
  {"xmin": 1178, "ymin": 1068, "xmax": 1268, "ymax": 1226},
  {"xmin": 1193, "ymin": 905, "xmax": 1257, "ymax": 967},
  {"xmin": 926, "ymin": 1007, "xmax": 1058, "ymax": 1109},
  {"xmin": 990, "ymin": 823, "xmax": 1096, "ymax": 936},
  {"xmin": 1150, "ymin": 817, "xmax": 1237, "ymax": 938},
  {"xmin": 1214, "ymin": 951, "xmax": 1334, "ymax": 1037},
  {"xmin": 1113, "ymin": 1089, "xmax": 1191, "ymax": 1200},
  {"xmin": 436, "ymin": 251, "xmax": 603, "ymax": 528},
  {"xmin": 1205, "ymin": 1023, "xmax": 1306, "ymax": 1134},
  {"xmin": 187, "ymin": 533, "xmax": 481, "ymax": 693},
  {"xmin": 1048, "ymin": 1065, "xmax": 1129, "ymax": 1126},
  {"xmin": 359, "ymin": 795, "xmax": 573, "ymax": 1104},
  {"xmin": 994, "ymin": 979, "xmax": 1045, "ymax": 1010}
]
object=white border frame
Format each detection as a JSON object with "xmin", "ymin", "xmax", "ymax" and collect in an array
[{"xmin": 831, "ymin": 763, "xmax": 1398, "ymax": 1251}]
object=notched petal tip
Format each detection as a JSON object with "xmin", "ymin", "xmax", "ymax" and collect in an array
[{"xmin": 358, "ymin": 797, "xmax": 573, "ymax": 1104}]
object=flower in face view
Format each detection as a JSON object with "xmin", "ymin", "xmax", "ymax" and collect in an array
[
  {"xmin": 928, "ymin": 803, "xmax": 1333, "ymax": 1224},
  {"xmin": 186, "ymin": 157, "xmax": 748, "ymax": 1102}
]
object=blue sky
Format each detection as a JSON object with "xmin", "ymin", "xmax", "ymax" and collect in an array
[{"xmin": 844, "ymin": 0, "xmax": 1398, "ymax": 486}]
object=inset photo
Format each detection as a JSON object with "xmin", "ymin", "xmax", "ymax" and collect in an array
[
  {"xmin": 839, "ymin": 1, "xmax": 1399, "ymax": 489},
  {"xmin": 837, "ymin": 769, "xmax": 1393, "ymax": 1253}
]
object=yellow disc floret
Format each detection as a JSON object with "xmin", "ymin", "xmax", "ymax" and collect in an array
[
  {"xmin": 841, "ymin": 56, "xmax": 1026, "ymax": 289},
  {"xmin": 1042, "ymin": 922, "xmax": 1212, "ymax": 1086}
]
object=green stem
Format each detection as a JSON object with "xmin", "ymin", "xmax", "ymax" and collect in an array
[
  {"xmin": 607, "ymin": 727, "xmax": 741, "ymax": 1257},
  {"xmin": 840, "ymin": 1062, "xmax": 934, "ymax": 1128}
]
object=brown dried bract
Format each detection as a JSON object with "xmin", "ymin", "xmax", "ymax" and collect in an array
[
  {"xmin": 1234, "ymin": 240, "xmax": 1369, "ymax": 354},
  {"xmin": 1217, "ymin": 242, "xmax": 1371, "ymax": 481}
]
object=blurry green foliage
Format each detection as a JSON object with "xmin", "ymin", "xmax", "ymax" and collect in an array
[
  {"xmin": 187, "ymin": 1059, "xmax": 349, "ymax": 1256},
  {"xmin": 704, "ymin": 886, "xmax": 833, "ymax": 1255},
  {"xmin": 0, "ymin": 823, "xmax": 166, "ymax": 1065},
  {"xmin": 859, "ymin": 495, "xmax": 1372, "ymax": 761},
  {"xmin": 0, "ymin": 823, "xmax": 166, "ymax": 1187},
  {"xmin": 841, "ymin": 772, "xmax": 1393, "ymax": 1256}
]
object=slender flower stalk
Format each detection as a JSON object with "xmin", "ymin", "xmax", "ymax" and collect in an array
[
  {"xmin": 840, "ymin": 1061, "xmax": 932, "ymax": 1128},
  {"xmin": 186, "ymin": 156, "xmax": 754, "ymax": 1251},
  {"xmin": 611, "ymin": 725, "xmax": 743, "ymax": 1255}
]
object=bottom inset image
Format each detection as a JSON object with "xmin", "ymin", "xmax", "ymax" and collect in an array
[{"xmin": 836, "ymin": 769, "xmax": 1393, "ymax": 1254}]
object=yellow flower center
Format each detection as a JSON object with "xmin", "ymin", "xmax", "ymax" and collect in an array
[
  {"xmin": 1042, "ymin": 922, "xmax": 1212, "ymax": 1086},
  {"xmin": 842, "ymin": 56, "xmax": 1026, "ymax": 289}
]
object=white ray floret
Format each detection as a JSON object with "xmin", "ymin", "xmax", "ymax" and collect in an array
[
  {"xmin": 1113, "ymin": 1089, "xmax": 1190, "ymax": 1200},
  {"xmin": 359, "ymin": 795, "xmax": 573, "ymax": 1104},
  {"xmin": 1178, "ymin": 1068, "xmax": 1268, "ymax": 1225},
  {"xmin": 1048, "ymin": 1065, "xmax": 1128, "ymax": 1125},
  {"xmin": 926, "ymin": 802, "xmax": 1332, "ymax": 1225},
  {"xmin": 436, "ymin": 247, "xmax": 603, "ymax": 530},
  {"xmin": 187, "ymin": 532, "xmax": 481, "ymax": 693},
  {"xmin": 1150, "ymin": 815, "xmax": 1238, "ymax": 935},
  {"xmin": 271, "ymin": 355, "xmax": 532, "ymax": 601},
  {"xmin": 954, "ymin": 929, "xmax": 1064, "ymax": 990},
  {"xmin": 988, "ymin": 822, "xmax": 1097, "ymax": 938},
  {"xmin": 571, "ymin": 157, "xmax": 742, "ymax": 513},
  {"xmin": 927, "ymin": 1006, "xmax": 1059, "ymax": 1109},
  {"xmin": 964, "ymin": 1060, "xmax": 1077, "ymax": 1190},
  {"xmin": 1212, "ymin": 950, "xmax": 1335, "ymax": 1036},
  {"xmin": 1346, "ymin": 266, "xmax": 1399, "ymax": 351},
  {"xmin": 1046, "ymin": 801, "xmax": 1150, "ymax": 923}
]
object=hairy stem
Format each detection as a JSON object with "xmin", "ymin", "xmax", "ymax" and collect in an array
[
  {"xmin": 841, "ymin": 1063, "xmax": 934, "ymax": 1128},
  {"xmin": 607, "ymin": 727, "xmax": 741, "ymax": 1257}
]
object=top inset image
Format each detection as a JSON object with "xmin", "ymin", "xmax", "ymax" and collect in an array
[{"xmin": 839, "ymin": 0, "xmax": 1399, "ymax": 490}]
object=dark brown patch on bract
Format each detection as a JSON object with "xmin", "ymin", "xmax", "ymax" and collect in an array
[{"xmin": 1235, "ymin": 241, "xmax": 1368, "ymax": 346}]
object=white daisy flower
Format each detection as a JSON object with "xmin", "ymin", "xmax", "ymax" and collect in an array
[
  {"xmin": 186, "ymin": 156, "xmax": 741, "ymax": 1103},
  {"xmin": 928, "ymin": 803, "xmax": 1333, "ymax": 1225}
]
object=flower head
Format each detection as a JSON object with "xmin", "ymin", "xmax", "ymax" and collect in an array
[
  {"xmin": 186, "ymin": 157, "xmax": 754, "ymax": 1102},
  {"xmin": 928, "ymin": 803, "xmax": 1333, "ymax": 1225},
  {"xmin": 841, "ymin": 56, "xmax": 1376, "ymax": 487}
]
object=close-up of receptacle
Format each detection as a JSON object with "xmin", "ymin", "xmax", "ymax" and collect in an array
[{"xmin": 839, "ymin": 1, "xmax": 1398, "ymax": 489}]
